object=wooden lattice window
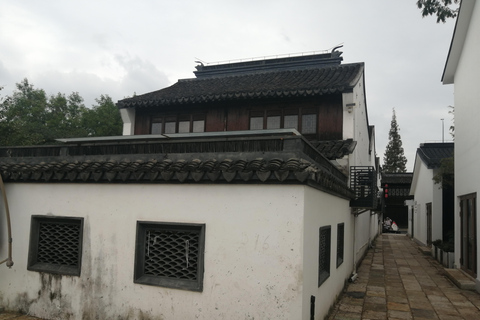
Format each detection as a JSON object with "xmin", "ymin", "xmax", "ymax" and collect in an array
[
  {"xmin": 337, "ymin": 223, "xmax": 344, "ymax": 268},
  {"xmin": 134, "ymin": 221, "xmax": 205, "ymax": 292},
  {"xmin": 318, "ymin": 226, "xmax": 331, "ymax": 286},
  {"xmin": 28, "ymin": 216, "xmax": 84, "ymax": 276}
]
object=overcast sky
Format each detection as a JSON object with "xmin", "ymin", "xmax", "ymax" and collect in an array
[{"xmin": 0, "ymin": 0, "xmax": 456, "ymax": 171}]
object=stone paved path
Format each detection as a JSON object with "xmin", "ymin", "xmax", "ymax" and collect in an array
[{"xmin": 328, "ymin": 234, "xmax": 480, "ymax": 320}]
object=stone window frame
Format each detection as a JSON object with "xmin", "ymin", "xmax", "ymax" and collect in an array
[
  {"xmin": 134, "ymin": 221, "xmax": 206, "ymax": 292},
  {"xmin": 27, "ymin": 215, "xmax": 84, "ymax": 276}
]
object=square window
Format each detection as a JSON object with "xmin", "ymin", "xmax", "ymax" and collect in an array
[
  {"xmin": 178, "ymin": 120, "xmax": 190, "ymax": 133},
  {"xmin": 151, "ymin": 122, "xmax": 163, "ymax": 134},
  {"xmin": 193, "ymin": 120, "xmax": 205, "ymax": 133},
  {"xmin": 164, "ymin": 122, "xmax": 176, "ymax": 134},
  {"xmin": 302, "ymin": 114, "xmax": 317, "ymax": 134},
  {"xmin": 337, "ymin": 223, "xmax": 344, "ymax": 268},
  {"xmin": 267, "ymin": 116, "xmax": 281, "ymax": 129},
  {"xmin": 28, "ymin": 216, "xmax": 84, "ymax": 276},
  {"xmin": 250, "ymin": 117, "xmax": 264, "ymax": 130},
  {"xmin": 284, "ymin": 115, "xmax": 298, "ymax": 130},
  {"xmin": 134, "ymin": 221, "xmax": 205, "ymax": 292},
  {"xmin": 318, "ymin": 226, "xmax": 331, "ymax": 286}
]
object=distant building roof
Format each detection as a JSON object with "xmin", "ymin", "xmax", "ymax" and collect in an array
[
  {"xmin": 381, "ymin": 172, "xmax": 413, "ymax": 185},
  {"xmin": 416, "ymin": 142, "xmax": 454, "ymax": 169},
  {"xmin": 118, "ymin": 51, "xmax": 364, "ymax": 109},
  {"xmin": 310, "ymin": 139, "xmax": 357, "ymax": 160},
  {"xmin": 193, "ymin": 50, "xmax": 343, "ymax": 78}
]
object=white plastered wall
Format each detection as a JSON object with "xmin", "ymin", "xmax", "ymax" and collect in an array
[
  {"xmin": 342, "ymin": 73, "xmax": 379, "ymax": 266},
  {"xmin": 411, "ymin": 155, "xmax": 443, "ymax": 246},
  {"xmin": 302, "ymin": 187, "xmax": 353, "ymax": 320},
  {"xmin": 0, "ymin": 183, "xmax": 310, "ymax": 319},
  {"xmin": 120, "ymin": 107, "xmax": 135, "ymax": 135},
  {"xmin": 450, "ymin": 0, "xmax": 480, "ymax": 287}
]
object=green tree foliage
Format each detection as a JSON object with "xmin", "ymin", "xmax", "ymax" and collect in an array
[
  {"xmin": 432, "ymin": 156, "xmax": 454, "ymax": 188},
  {"xmin": 0, "ymin": 79, "xmax": 123, "ymax": 146},
  {"xmin": 416, "ymin": 0, "xmax": 460, "ymax": 23},
  {"xmin": 448, "ymin": 105, "xmax": 454, "ymax": 139},
  {"xmin": 383, "ymin": 109, "xmax": 407, "ymax": 173},
  {"xmin": 82, "ymin": 95, "xmax": 123, "ymax": 137}
]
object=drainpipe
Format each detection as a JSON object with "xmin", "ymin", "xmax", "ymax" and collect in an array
[{"xmin": 0, "ymin": 173, "xmax": 14, "ymax": 268}]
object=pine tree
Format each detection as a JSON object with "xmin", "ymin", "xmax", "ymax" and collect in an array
[{"xmin": 383, "ymin": 109, "xmax": 407, "ymax": 173}]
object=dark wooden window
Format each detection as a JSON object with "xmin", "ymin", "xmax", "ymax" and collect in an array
[
  {"xmin": 151, "ymin": 118, "xmax": 163, "ymax": 134},
  {"xmin": 318, "ymin": 226, "xmax": 331, "ymax": 286},
  {"xmin": 150, "ymin": 115, "xmax": 205, "ymax": 134},
  {"xmin": 337, "ymin": 223, "xmax": 344, "ymax": 268},
  {"xmin": 192, "ymin": 115, "xmax": 206, "ymax": 133},
  {"xmin": 248, "ymin": 108, "xmax": 317, "ymax": 134},
  {"xmin": 28, "ymin": 216, "xmax": 84, "ymax": 276},
  {"xmin": 301, "ymin": 113, "xmax": 317, "ymax": 134},
  {"xmin": 284, "ymin": 114, "xmax": 299, "ymax": 130},
  {"xmin": 460, "ymin": 193, "xmax": 477, "ymax": 277},
  {"xmin": 134, "ymin": 221, "xmax": 206, "ymax": 292}
]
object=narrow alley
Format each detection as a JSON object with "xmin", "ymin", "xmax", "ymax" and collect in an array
[{"xmin": 328, "ymin": 234, "xmax": 480, "ymax": 320}]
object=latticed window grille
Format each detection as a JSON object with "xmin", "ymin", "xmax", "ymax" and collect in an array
[
  {"xmin": 337, "ymin": 223, "xmax": 344, "ymax": 268},
  {"xmin": 134, "ymin": 222, "xmax": 205, "ymax": 292},
  {"xmin": 144, "ymin": 229, "xmax": 199, "ymax": 280},
  {"xmin": 318, "ymin": 226, "xmax": 331, "ymax": 287},
  {"xmin": 28, "ymin": 216, "xmax": 84, "ymax": 276},
  {"xmin": 350, "ymin": 166, "xmax": 377, "ymax": 209}
]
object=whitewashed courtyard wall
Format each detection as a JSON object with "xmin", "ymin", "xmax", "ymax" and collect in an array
[
  {"xmin": 302, "ymin": 187, "xmax": 353, "ymax": 319},
  {"xmin": 0, "ymin": 182, "xmax": 352, "ymax": 320},
  {"xmin": 443, "ymin": 0, "xmax": 480, "ymax": 288},
  {"xmin": 342, "ymin": 74, "xmax": 380, "ymax": 266},
  {"xmin": 411, "ymin": 156, "xmax": 443, "ymax": 246}
]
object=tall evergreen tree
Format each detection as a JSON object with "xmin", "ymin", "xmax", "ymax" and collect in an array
[{"xmin": 383, "ymin": 109, "xmax": 407, "ymax": 173}]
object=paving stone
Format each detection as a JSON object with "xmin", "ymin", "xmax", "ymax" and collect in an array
[
  {"xmin": 361, "ymin": 310, "xmax": 387, "ymax": 319},
  {"xmin": 387, "ymin": 302, "xmax": 410, "ymax": 312},
  {"xmin": 364, "ymin": 296, "xmax": 386, "ymax": 304},
  {"xmin": 363, "ymin": 302, "xmax": 386, "ymax": 313},
  {"xmin": 324, "ymin": 235, "xmax": 480, "ymax": 320},
  {"xmin": 339, "ymin": 304, "xmax": 363, "ymax": 313},
  {"xmin": 387, "ymin": 309, "xmax": 412, "ymax": 319},
  {"xmin": 388, "ymin": 295, "xmax": 409, "ymax": 304},
  {"xmin": 411, "ymin": 308, "xmax": 438, "ymax": 318}
]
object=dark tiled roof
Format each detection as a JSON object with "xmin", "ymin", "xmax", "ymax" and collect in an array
[
  {"xmin": 118, "ymin": 63, "xmax": 364, "ymax": 108},
  {"xmin": 194, "ymin": 51, "xmax": 343, "ymax": 78},
  {"xmin": 310, "ymin": 139, "xmax": 357, "ymax": 159},
  {"xmin": 417, "ymin": 142, "xmax": 454, "ymax": 169},
  {"xmin": 0, "ymin": 133, "xmax": 353, "ymax": 199},
  {"xmin": 0, "ymin": 158, "xmax": 344, "ymax": 193},
  {"xmin": 381, "ymin": 173, "xmax": 413, "ymax": 185}
]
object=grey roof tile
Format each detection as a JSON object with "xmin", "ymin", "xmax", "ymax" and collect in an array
[{"xmin": 118, "ymin": 63, "xmax": 364, "ymax": 108}]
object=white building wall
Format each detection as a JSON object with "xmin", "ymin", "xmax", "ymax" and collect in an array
[
  {"xmin": 342, "ymin": 74, "xmax": 379, "ymax": 266},
  {"xmin": 120, "ymin": 107, "xmax": 135, "ymax": 135},
  {"xmin": 449, "ymin": 0, "xmax": 480, "ymax": 285},
  {"xmin": 302, "ymin": 187, "xmax": 353, "ymax": 320},
  {"xmin": 0, "ymin": 183, "xmax": 316, "ymax": 320},
  {"xmin": 411, "ymin": 156, "xmax": 443, "ymax": 246}
]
